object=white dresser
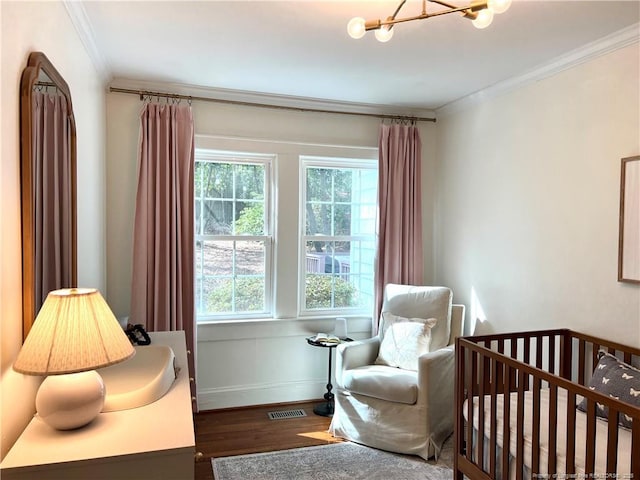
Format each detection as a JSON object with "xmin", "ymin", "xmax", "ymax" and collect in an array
[{"xmin": 0, "ymin": 331, "xmax": 195, "ymax": 480}]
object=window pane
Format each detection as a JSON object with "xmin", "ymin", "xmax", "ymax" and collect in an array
[
  {"xmin": 199, "ymin": 277, "xmax": 232, "ymax": 315},
  {"xmin": 304, "ymin": 274, "xmax": 358, "ymax": 310},
  {"xmin": 333, "ymin": 204, "xmax": 351, "ymax": 236},
  {"xmin": 195, "ymin": 200, "xmax": 203, "ymax": 235},
  {"xmin": 351, "ymin": 204, "xmax": 376, "ymax": 236},
  {"xmin": 304, "ymin": 240, "xmax": 360, "ymax": 310},
  {"xmin": 209, "ymin": 163, "xmax": 234, "ymax": 198},
  {"xmin": 305, "ymin": 274, "xmax": 332, "ymax": 309},
  {"xmin": 235, "ymin": 241, "xmax": 265, "ymax": 275},
  {"xmin": 233, "ymin": 277, "xmax": 265, "ymax": 313},
  {"xmin": 306, "ymin": 168, "xmax": 332, "ymax": 202},
  {"xmin": 200, "ymin": 241, "xmax": 233, "ymax": 275},
  {"xmin": 235, "ymin": 163, "xmax": 264, "ymax": 200},
  {"xmin": 235, "ymin": 201, "xmax": 264, "ymax": 235},
  {"xmin": 305, "ymin": 203, "xmax": 332, "ymax": 235},
  {"xmin": 334, "ymin": 169, "xmax": 352, "ymax": 203},
  {"xmin": 202, "ymin": 200, "xmax": 233, "ymax": 235}
]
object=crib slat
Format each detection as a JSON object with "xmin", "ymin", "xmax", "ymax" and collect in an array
[
  {"xmin": 489, "ymin": 357, "xmax": 498, "ymax": 478},
  {"xmin": 510, "ymin": 340, "xmax": 518, "ymax": 390},
  {"xmin": 560, "ymin": 333, "xmax": 572, "ymax": 380},
  {"xmin": 585, "ymin": 400, "xmax": 596, "ymax": 475},
  {"xmin": 632, "ymin": 418, "xmax": 639, "ymax": 479},
  {"xmin": 502, "ymin": 364, "xmax": 512, "ymax": 479},
  {"xmin": 565, "ymin": 391, "xmax": 576, "ymax": 475},
  {"xmin": 536, "ymin": 335, "xmax": 543, "ymax": 370},
  {"xmin": 578, "ymin": 339, "xmax": 586, "ymax": 385},
  {"xmin": 592, "ymin": 343, "xmax": 601, "ymax": 371},
  {"xmin": 455, "ymin": 341, "xmax": 465, "ymax": 480},
  {"xmin": 549, "ymin": 334, "xmax": 556, "ymax": 376},
  {"xmin": 478, "ymin": 352, "xmax": 486, "ymax": 472},
  {"xmin": 606, "ymin": 407, "xmax": 619, "ymax": 475},
  {"xmin": 465, "ymin": 347, "xmax": 474, "ymax": 464},
  {"xmin": 548, "ymin": 384, "xmax": 558, "ymax": 475},
  {"xmin": 515, "ymin": 370, "xmax": 525, "ymax": 480},
  {"xmin": 523, "ymin": 339, "xmax": 531, "ymax": 390},
  {"xmin": 531, "ymin": 377, "xmax": 541, "ymax": 475}
]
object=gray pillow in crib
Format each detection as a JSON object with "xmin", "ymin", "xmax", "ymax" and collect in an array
[{"xmin": 577, "ymin": 351, "xmax": 640, "ymax": 429}]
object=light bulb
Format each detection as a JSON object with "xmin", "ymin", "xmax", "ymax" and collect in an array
[
  {"xmin": 347, "ymin": 17, "xmax": 366, "ymax": 39},
  {"xmin": 488, "ymin": 0, "xmax": 512, "ymax": 14},
  {"xmin": 472, "ymin": 8, "xmax": 494, "ymax": 29},
  {"xmin": 374, "ymin": 25, "xmax": 394, "ymax": 43}
]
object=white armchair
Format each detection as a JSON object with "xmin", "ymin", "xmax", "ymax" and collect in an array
[{"xmin": 329, "ymin": 284, "xmax": 465, "ymax": 460}]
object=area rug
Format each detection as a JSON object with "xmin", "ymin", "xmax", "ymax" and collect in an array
[{"xmin": 212, "ymin": 441, "xmax": 453, "ymax": 480}]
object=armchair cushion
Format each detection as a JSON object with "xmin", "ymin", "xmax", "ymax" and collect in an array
[
  {"xmin": 381, "ymin": 285, "xmax": 452, "ymax": 351},
  {"xmin": 343, "ymin": 365, "xmax": 418, "ymax": 404},
  {"xmin": 375, "ymin": 316, "xmax": 437, "ymax": 371}
]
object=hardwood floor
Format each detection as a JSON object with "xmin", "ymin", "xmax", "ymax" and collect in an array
[{"xmin": 194, "ymin": 401, "xmax": 343, "ymax": 480}]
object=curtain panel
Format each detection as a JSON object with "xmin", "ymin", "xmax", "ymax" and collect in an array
[
  {"xmin": 374, "ymin": 123, "xmax": 424, "ymax": 334},
  {"xmin": 32, "ymin": 92, "xmax": 73, "ymax": 310},
  {"xmin": 131, "ymin": 102, "xmax": 197, "ymax": 410}
]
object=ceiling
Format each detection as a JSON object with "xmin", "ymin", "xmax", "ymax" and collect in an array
[{"xmin": 80, "ymin": 1, "xmax": 639, "ymax": 113}]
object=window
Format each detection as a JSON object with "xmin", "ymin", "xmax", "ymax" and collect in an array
[
  {"xmin": 300, "ymin": 157, "xmax": 377, "ymax": 315},
  {"xmin": 194, "ymin": 150, "xmax": 273, "ymax": 320},
  {"xmin": 194, "ymin": 136, "xmax": 378, "ymax": 323}
]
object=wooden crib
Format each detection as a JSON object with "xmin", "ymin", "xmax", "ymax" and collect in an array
[{"xmin": 455, "ymin": 329, "xmax": 640, "ymax": 480}]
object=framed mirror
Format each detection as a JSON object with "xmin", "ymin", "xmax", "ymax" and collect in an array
[{"xmin": 20, "ymin": 52, "xmax": 77, "ymax": 340}]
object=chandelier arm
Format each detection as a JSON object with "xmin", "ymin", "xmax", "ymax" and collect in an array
[
  {"xmin": 372, "ymin": 3, "xmax": 482, "ymax": 30},
  {"xmin": 429, "ymin": 0, "xmax": 487, "ymax": 11},
  {"xmin": 358, "ymin": 0, "xmax": 491, "ymax": 33},
  {"xmin": 391, "ymin": 0, "xmax": 408, "ymax": 20}
]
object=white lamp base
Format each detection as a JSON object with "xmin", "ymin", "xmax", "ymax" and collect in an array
[{"xmin": 36, "ymin": 371, "xmax": 105, "ymax": 430}]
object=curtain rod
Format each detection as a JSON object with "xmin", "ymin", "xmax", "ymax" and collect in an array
[{"xmin": 108, "ymin": 87, "xmax": 436, "ymax": 123}]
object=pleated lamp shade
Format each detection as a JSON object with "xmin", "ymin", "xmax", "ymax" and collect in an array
[{"xmin": 14, "ymin": 288, "xmax": 135, "ymax": 375}]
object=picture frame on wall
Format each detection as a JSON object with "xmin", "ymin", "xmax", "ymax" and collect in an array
[{"xmin": 618, "ymin": 155, "xmax": 640, "ymax": 284}]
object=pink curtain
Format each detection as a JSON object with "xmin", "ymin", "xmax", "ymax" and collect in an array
[
  {"xmin": 131, "ymin": 102, "xmax": 197, "ymax": 410},
  {"xmin": 374, "ymin": 123, "xmax": 424, "ymax": 334},
  {"xmin": 32, "ymin": 91, "xmax": 73, "ymax": 313}
]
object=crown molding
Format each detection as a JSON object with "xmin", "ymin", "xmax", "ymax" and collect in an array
[
  {"xmin": 108, "ymin": 77, "xmax": 437, "ymax": 120},
  {"xmin": 437, "ymin": 22, "xmax": 640, "ymax": 117},
  {"xmin": 63, "ymin": 0, "xmax": 111, "ymax": 84}
]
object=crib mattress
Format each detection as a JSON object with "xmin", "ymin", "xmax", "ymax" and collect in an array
[{"xmin": 464, "ymin": 388, "xmax": 633, "ymax": 477}]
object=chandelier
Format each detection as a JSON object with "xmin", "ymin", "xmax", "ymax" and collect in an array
[{"xmin": 347, "ymin": 0, "xmax": 512, "ymax": 42}]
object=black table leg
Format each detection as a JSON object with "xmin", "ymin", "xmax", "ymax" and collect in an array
[{"xmin": 313, "ymin": 347, "xmax": 334, "ymax": 416}]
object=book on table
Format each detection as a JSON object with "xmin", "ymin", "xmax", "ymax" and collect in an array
[{"xmin": 312, "ymin": 333, "xmax": 341, "ymax": 344}]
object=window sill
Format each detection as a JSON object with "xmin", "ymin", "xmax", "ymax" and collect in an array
[{"xmin": 196, "ymin": 315, "xmax": 371, "ymax": 342}]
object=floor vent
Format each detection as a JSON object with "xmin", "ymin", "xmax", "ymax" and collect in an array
[{"xmin": 267, "ymin": 409, "xmax": 307, "ymax": 420}]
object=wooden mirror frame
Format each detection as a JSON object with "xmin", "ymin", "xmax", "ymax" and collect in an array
[
  {"xmin": 20, "ymin": 52, "xmax": 77, "ymax": 340},
  {"xmin": 618, "ymin": 155, "xmax": 640, "ymax": 284}
]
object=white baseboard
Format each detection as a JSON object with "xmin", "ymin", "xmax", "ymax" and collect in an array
[{"xmin": 197, "ymin": 379, "xmax": 327, "ymax": 411}]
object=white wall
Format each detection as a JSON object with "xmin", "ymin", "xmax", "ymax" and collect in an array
[
  {"xmin": 0, "ymin": 1, "xmax": 106, "ymax": 459},
  {"xmin": 434, "ymin": 43, "xmax": 640, "ymax": 345},
  {"xmin": 105, "ymin": 93, "xmax": 437, "ymax": 409}
]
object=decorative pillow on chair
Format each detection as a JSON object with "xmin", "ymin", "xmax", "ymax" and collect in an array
[
  {"xmin": 577, "ymin": 351, "xmax": 640, "ymax": 429},
  {"xmin": 374, "ymin": 317, "xmax": 438, "ymax": 371}
]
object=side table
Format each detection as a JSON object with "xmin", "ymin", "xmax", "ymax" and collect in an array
[{"xmin": 306, "ymin": 336, "xmax": 352, "ymax": 417}]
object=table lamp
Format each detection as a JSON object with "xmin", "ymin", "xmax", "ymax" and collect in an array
[{"xmin": 13, "ymin": 288, "xmax": 135, "ymax": 430}]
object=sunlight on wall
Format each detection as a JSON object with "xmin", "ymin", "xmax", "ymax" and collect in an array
[{"xmin": 469, "ymin": 286, "xmax": 487, "ymax": 335}]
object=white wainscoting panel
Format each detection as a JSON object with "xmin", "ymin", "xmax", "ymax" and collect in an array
[{"xmin": 196, "ymin": 317, "xmax": 371, "ymax": 411}]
